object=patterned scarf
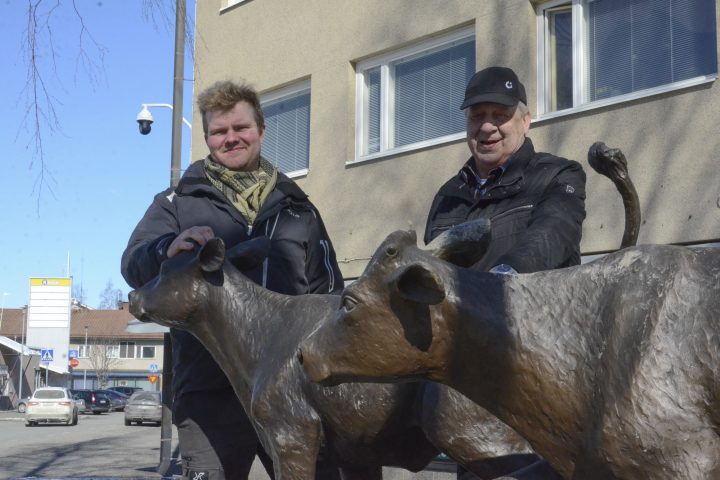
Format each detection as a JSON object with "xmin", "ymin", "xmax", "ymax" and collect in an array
[{"xmin": 203, "ymin": 155, "xmax": 278, "ymax": 225}]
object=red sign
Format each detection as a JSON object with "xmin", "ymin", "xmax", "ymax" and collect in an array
[
  {"xmin": 69, "ymin": 358, "xmax": 79, "ymax": 368},
  {"xmin": 148, "ymin": 375, "xmax": 158, "ymax": 384}
]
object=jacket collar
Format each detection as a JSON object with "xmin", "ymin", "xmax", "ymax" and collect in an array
[
  {"xmin": 175, "ymin": 159, "xmax": 309, "ymax": 224},
  {"xmin": 441, "ymin": 137, "xmax": 536, "ymax": 201}
]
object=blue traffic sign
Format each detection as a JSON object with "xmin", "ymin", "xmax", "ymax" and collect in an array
[
  {"xmin": 40, "ymin": 349, "xmax": 54, "ymax": 363},
  {"xmin": 68, "ymin": 349, "xmax": 79, "ymax": 359},
  {"xmin": 149, "ymin": 363, "xmax": 159, "ymax": 373}
]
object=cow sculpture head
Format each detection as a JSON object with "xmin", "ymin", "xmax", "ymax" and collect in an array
[
  {"xmin": 128, "ymin": 236, "xmax": 271, "ymax": 328},
  {"xmin": 300, "ymin": 219, "xmax": 492, "ymax": 385}
]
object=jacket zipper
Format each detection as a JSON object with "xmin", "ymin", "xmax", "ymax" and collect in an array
[{"xmin": 490, "ymin": 204, "xmax": 534, "ymax": 221}]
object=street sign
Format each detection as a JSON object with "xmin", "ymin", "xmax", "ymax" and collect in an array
[
  {"xmin": 148, "ymin": 375, "xmax": 158, "ymax": 384},
  {"xmin": 40, "ymin": 349, "xmax": 54, "ymax": 363},
  {"xmin": 149, "ymin": 363, "xmax": 159, "ymax": 373},
  {"xmin": 69, "ymin": 358, "xmax": 79, "ymax": 368},
  {"xmin": 68, "ymin": 349, "xmax": 79, "ymax": 359}
]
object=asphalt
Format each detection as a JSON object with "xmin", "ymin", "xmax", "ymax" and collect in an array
[{"xmin": 0, "ymin": 409, "xmax": 179, "ymax": 480}]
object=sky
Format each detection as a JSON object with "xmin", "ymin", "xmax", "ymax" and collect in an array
[{"xmin": 0, "ymin": 0, "xmax": 196, "ymax": 309}]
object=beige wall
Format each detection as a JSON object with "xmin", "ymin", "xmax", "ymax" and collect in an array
[{"xmin": 193, "ymin": 0, "xmax": 720, "ymax": 278}]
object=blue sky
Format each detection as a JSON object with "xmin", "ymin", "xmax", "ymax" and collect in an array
[{"xmin": 0, "ymin": 1, "xmax": 195, "ymax": 309}]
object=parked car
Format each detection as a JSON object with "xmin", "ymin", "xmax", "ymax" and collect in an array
[
  {"xmin": 69, "ymin": 389, "xmax": 111, "ymax": 414},
  {"xmin": 25, "ymin": 387, "xmax": 79, "ymax": 426},
  {"xmin": 124, "ymin": 391, "xmax": 162, "ymax": 426},
  {"xmin": 17, "ymin": 396, "xmax": 30, "ymax": 413},
  {"xmin": 108, "ymin": 386, "xmax": 143, "ymax": 396},
  {"xmin": 97, "ymin": 389, "xmax": 129, "ymax": 411}
]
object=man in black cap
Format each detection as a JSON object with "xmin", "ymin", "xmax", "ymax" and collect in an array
[
  {"xmin": 424, "ymin": 65, "xmax": 585, "ymax": 480},
  {"xmin": 425, "ymin": 65, "xmax": 586, "ymax": 275}
]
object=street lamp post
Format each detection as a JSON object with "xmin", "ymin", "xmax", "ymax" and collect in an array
[
  {"xmin": 18, "ymin": 306, "xmax": 27, "ymax": 403},
  {"xmin": 83, "ymin": 326, "xmax": 88, "ymax": 389}
]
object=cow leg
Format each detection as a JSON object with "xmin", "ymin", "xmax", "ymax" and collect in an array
[
  {"xmin": 421, "ymin": 383, "xmax": 543, "ymax": 479},
  {"xmin": 339, "ymin": 466, "xmax": 383, "ymax": 480}
]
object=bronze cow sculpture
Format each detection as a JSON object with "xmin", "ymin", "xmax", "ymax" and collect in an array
[
  {"xmin": 128, "ymin": 231, "xmax": 555, "ymax": 480},
  {"xmin": 299, "ymin": 222, "xmax": 720, "ymax": 479}
]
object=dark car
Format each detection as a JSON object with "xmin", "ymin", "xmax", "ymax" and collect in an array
[
  {"xmin": 97, "ymin": 389, "xmax": 129, "ymax": 412},
  {"xmin": 69, "ymin": 389, "xmax": 111, "ymax": 414},
  {"xmin": 124, "ymin": 391, "xmax": 162, "ymax": 426},
  {"xmin": 108, "ymin": 386, "xmax": 143, "ymax": 396}
]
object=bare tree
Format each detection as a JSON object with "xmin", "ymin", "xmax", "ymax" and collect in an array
[
  {"xmin": 98, "ymin": 280, "xmax": 123, "ymax": 309},
  {"xmin": 87, "ymin": 336, "xmax": 120, "ymax": 389},
  {"xmin": 19, "ymin": 0, "xmax": 194, "ymax": 203}
]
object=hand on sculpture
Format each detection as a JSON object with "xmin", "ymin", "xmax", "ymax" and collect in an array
[{"xmin": 167, "ymin": 226, "xmax": 216, "ymax": 258}]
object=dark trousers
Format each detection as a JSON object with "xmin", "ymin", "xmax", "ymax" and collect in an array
[{"xmin": 174, "ymin": 388, "xmax": 340, "ymax": 480}]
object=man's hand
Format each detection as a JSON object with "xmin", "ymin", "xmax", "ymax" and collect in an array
[{"xmin": 167, "ymin": 226, "xmax": 216, "ymax": 258}]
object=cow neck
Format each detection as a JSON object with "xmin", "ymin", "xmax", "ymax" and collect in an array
[{"xmin": 190, "ymin": 268, "xmax": 283, "ymax": 384}]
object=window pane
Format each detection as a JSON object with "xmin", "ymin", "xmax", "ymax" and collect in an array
[
  {"xmin": 365, "ymin": 67, "xmax": 381, "ymax": 154},
  {"xmin": 548, "ymin": 8, "xmax": 573, "ymax": 111},
  {"xmin": 393, "ymin": 39, "xmax": 475, "ymax": 148},
  {"xmin": 586, "ymin": 0, "xmax": 717, "ymax": 102},
  {"xmin": 119, "ymin": 341, "xmax": 135, "ymax": 359},
  {"xmin": 140, "ymin": 346, "xmax": 155, "ymax": 359},
  {"xmin": 263, "ymin": 90, "xmax": 311, "ymax": 173}
]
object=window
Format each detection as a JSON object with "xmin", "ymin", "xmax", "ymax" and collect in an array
[
  {"xmin": 78, "ymin": 344, "xmax": 90, "ymax": 358},
  {"xmin": 537, "ymin": 0, "xmax": 717, "ymax": 116},
  {"xmin": 106, "ymin": 345, "xmax": 119, "ymax": 359},
  {"xmin": 355, "ymin": 27, "xmax": 475, "ymax": 161},
  {"xmin": 261, "ymin": 81, "xmax": 311, "ymax": 176},
  {"xmin": 119, "ymin": 341, "xmax": 136, "ymax": 359},
  {"xmin": 139, "ymin": 345, "xmax": 156, "ymax": 359}
]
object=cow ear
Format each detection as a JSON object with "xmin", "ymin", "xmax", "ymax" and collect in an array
[
  {"xmin": 198, "ymin": 238, "xmax": 226, "ymax": 272},
  {"xmin": 424, "ymin": 219, "xmax": 492, "ymax": 268},
  {"xmin": 226, "ymin": 236, "xmax": 271, "ymax": 271},
  {"xmin": 392, "ymin": 263, "xmax": 446, "ymax": 305}
]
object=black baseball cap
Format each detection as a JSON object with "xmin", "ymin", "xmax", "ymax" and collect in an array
[{"xmin": 460, "ymin": 66, "xmax": 527, "ymax": 109}]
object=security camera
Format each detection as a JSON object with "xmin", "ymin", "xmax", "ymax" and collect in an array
[{"xmin": 136, "ymin": 106, "xmax": 154, "ymax": 135}]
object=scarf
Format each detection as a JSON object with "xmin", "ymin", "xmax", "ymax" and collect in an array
[{"xmin": 203, "ymin": 155, "xmax": 278, "ymax": 225}]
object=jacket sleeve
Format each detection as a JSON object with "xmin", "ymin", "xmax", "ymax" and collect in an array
[
  {"xmin": 494, "ymin": 161, "xmax": 586, "ymax": 273},
  {"xmin": 305, "ymin": 207, "xmax": 344, "ymax": 295},
  {"xmin": 121, "ymin": 189, "xmax": 181, "ymax": 289}
]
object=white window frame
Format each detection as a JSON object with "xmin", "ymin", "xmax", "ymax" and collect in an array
[
  {"xmin": 106, "ymin": 345, "xmax": 120, "ymax": 359},
  {"xmin": 119, "ymin": 341, "xmax": 136, "ymax": 359},
  {"xmin": 139, "ymin": 345, "xmax": 156, "ymax": 359},
  {"xmin": 261, "ymin": 80, "xmax": 311, "ymax": 178},
  {"xmin": 78, "ymin": 344, "xmax": 90, "ymax": 359},
  {"xmin": 535, "ymin": 0, "xmax": 718, "ymax": 122},
  {"xmin": 353, "ymin": 26, "xmax": 475, "ymax": 164}
]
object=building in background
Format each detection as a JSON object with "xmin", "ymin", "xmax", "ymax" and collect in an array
[
  {"xmin": 191, "ymin": 0, "xmax": 719, "ymax": 281},
  {"xmin": 0, "ymin": 302, "xmax": 163, "ymax": 410}
]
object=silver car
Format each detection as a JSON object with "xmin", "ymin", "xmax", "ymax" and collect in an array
[
  {"xmin": 124, "ymin": 391, "xmax": 162, "ymax": 426},
  {"xmin": 25, "ymin": 387, "xmax": 79, "ymax": 426}
]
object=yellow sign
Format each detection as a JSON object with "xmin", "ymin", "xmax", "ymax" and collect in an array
[
  {"xmin": 30, "ymin": 278, "xmax": 71, "ymax": 286},
  {"xmin": 148, "ymin": 375, "xmax": 158, "ymax": 384}
]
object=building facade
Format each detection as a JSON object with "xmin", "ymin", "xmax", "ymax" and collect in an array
[
  {"xmin": 0, "ymin": 303, "xmax": 163, "ymax": 409},
  {"xmin": 191, "ymin": 0, "xmax": 720, "ymax": 281}
]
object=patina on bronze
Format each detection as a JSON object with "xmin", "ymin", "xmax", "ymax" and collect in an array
[
  {"xmin": 128, "ymin": 231, "xmax": 552, "ymax": 480},
  {"xmin": 300, "ymin": 223, "xmax": 720, "ymax": 479}
]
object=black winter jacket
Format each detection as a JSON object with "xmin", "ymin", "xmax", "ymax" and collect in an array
[
  {"xmin": 424, "ymin": 138, "xmax": 586, "ymax": 273},
  {"xmin": 121, "ymin": 160, "xmax": 343, "ymax": 398}
]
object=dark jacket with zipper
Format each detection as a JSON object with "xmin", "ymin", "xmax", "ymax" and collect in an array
[
  {"xmin": 121, "ymin": 159, "xmax": 343, "ymax": 399},
  {"xmin": 424, "ymin": 138, "xmax": 586, "ymax": 273}
]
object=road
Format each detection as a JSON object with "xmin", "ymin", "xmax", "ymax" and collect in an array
[
  {"xmin": 0, "ymin": 409, "xmax": 181, "ymax": 479},
  {"xmin": 0, "ymin": 410, "xmax": 454, "ymax": 480}
]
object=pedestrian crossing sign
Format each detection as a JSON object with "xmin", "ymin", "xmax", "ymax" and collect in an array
[{"xmin": 40, "ymin": 349, "xmax": 54, "ymax": 363}]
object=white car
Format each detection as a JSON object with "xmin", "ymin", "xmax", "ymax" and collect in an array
[{"xmin": 25, "ymin": 387, "xmax": 79, "ymax": 426}]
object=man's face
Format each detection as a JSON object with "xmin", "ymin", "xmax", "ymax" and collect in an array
[
  {"xmin": 465, "ymin": 102, "xmax": 531, "ymax": 177},
  {"xmin": 205, "ymin": 101, "xmax": 265, "ymax": 172}
]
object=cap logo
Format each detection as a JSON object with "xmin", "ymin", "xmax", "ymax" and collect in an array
[{"xmin": 505, "ymin": 81, "xmax": 513, "ymax": 90}]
